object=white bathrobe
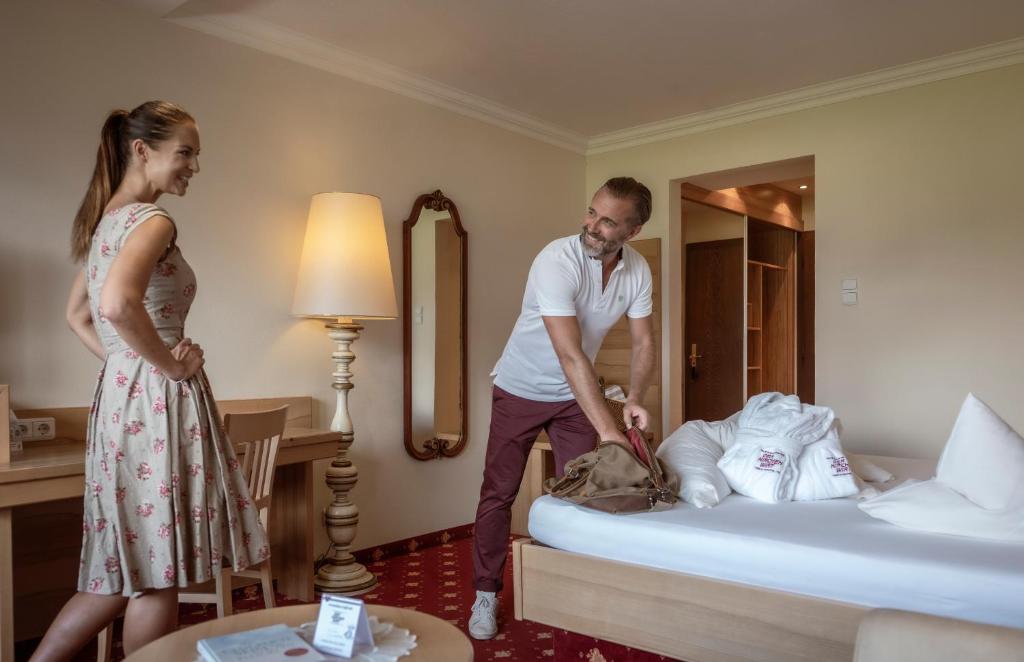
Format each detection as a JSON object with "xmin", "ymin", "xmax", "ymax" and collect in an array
[{"xmin": 717, "ymin": 392, "xmax": 836, "ymax": 503}]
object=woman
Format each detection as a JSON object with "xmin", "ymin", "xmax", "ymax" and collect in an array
[{"xmin": 31, "ymin": 101, "xmax": 269, "ymax": 660}]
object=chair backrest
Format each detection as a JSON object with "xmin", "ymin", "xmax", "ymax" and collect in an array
[{"xmin": 224, "ymin": 406, "xmax": 288, "ymax": 529}]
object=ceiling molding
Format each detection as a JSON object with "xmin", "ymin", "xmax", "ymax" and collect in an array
[
  {"xmin": 167, "ymin": 11, "xmax": 1024, "ymax": 158},
  {"xmin": 168, "ymin": 12, "xmax": 589, "ymax": 153},
  {"xmin": 587, "ymin": 36, "xmax": 1024, "ymax": 155}
]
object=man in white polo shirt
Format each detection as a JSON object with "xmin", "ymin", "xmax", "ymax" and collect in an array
[{"xmin": 469, "ymin": 177, "xmax": 656, "ymax": 639}]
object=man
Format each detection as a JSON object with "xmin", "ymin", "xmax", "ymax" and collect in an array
[{"xmin": 469, "ymin": 177, "xmax": 656, "ymax": 639}]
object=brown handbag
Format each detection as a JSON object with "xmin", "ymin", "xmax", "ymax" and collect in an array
[{"xmin": 544, "ymin": 426, "xmax": 680, "ymax": 514}]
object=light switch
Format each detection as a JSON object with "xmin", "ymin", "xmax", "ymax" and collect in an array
[
  {"xmin": 842, "ymin": 278, "xmax": 858, "ymax": 291},
  {"xmin": 842, "ymin": 291, "xmax": 858, "ymax": 306},
  {"xmin": 415, "ymin": 305, "xmax": 424, "ymax": 324}
]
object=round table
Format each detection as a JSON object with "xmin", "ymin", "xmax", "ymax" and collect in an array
[{"xmin": 124, "ymin": 603, "xmax": 473, "ymax": 661}]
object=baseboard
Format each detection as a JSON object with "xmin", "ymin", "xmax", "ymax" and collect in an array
[{"xmin": 353, "ymin": 523, "xmax": 475, "ymax": 564}]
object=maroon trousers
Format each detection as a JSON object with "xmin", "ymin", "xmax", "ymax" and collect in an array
[{"xmin": 472, "ymin": 386, "xmax": 597, "ymax": 592}]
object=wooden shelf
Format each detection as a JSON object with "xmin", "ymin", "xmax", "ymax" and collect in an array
[{"xmin": 747, "ymin": 259, "xmax": 786, "ymax": 270}]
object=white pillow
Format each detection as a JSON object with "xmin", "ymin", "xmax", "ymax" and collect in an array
[
  {"xmin": 858, "ymin": 478, "xmax": 1024, "ymax": 542},
  {"xmin": 936, "ymin": 393, "xmax": 1024, "ymax": 510},
  {"xmin": 656, "ymin": 414, "xmax": 737, "ymax": 508}
]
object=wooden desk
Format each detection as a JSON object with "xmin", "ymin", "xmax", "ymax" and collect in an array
[
  {"xmin": 124, "ymin": 604, "xmax": 474, "ymax": 662},
  {"xmin": 0, "ymin": 394, "xmax": 339, "ymax": 662}
]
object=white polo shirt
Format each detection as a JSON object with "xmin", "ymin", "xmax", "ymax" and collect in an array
[{"xmin": 492, "ymin": 234, "xmax": 653, "ymax": 402}]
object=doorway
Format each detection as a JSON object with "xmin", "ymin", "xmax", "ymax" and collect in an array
[
  {"xmin": 683, "ymin": 202, "xmax": 745, "ymax": 422},
  {"xmin": 679, "ymin": 175, "xmax": 813, "ymax": 423}
]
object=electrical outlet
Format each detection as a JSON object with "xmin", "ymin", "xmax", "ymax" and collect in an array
[
  {"xmin": 14, "ymin": 421, "xmax": 30, "ymax": 439},
  {"xmin": 19, "ymin": 417, "xmax": 56, "ymax": 441},
  {"xmin": 32, "ymin": 418, "xmax": 56, "ymax": 440}
]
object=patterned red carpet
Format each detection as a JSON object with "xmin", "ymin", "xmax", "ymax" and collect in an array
[{"xmin": 18, "ymin": 533, "xmax": 681, "ymax": 661}]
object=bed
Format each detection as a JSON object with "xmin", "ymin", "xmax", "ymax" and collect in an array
[{"xmin": 512, "ymin": 455, "xmax": 1024, "ymax": 662}]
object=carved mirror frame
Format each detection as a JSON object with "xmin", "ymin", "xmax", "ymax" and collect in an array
[{"xmin": 403, "ymin": 190, "xmax": 468, "ymax": 460}]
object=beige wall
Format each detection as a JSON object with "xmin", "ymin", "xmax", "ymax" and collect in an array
[
  {"xmin": 589, "ymin": 64, "xmax": 1024, "ymax": 458},
  {"xmin": 0, "ymin": 0, "xmax": 584, "ymax": 550}
]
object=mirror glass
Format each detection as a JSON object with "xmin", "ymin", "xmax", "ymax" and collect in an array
[{"xmin": 404, "ymin": 191, "xmax": 467, "ymax": 460}]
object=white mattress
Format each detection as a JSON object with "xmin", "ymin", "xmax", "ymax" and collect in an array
[{"xmin": 528, "ymin": 455, "xmax": 1024, "ymax": 628}]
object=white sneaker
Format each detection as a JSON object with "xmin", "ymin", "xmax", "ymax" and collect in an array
[{"xmin": 468, "ymin": 590, "xmax": 498, "ymax": 640}]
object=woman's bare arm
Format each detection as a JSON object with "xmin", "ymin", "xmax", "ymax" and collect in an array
[
  {"xmin": 66, "ymin": 269, "xmax": 106, "ymax": 360},
  {"xmin": 98, "ymin": 217, "xmax": 202, "ymax": 381}
]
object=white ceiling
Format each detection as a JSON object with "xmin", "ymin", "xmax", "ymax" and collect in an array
[{"xmin": 117, "ymin": 0, "xmax": 1024, "ymax": 152}]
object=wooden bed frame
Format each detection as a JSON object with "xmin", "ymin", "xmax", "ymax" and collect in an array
[
  {"xmin": 512, "ymin": 536, "xmax": 865, "ymax": 661},
  {"xmin": 512, "ymin": 454, "xmax": 941, "ymax": 661}
]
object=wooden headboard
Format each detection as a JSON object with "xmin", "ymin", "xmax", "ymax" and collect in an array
[{"xmin": 594, "ymin": 238, "xmax": 662, "ymax": 441}]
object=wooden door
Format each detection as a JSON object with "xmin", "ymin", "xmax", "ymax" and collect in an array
[
  {"xmin": 797, "ymin": 231, "xmax": 815, "ymax": 403},
  {"xmin": 684, "ymin": 239, "xmax": 744, "ymax": 421}
]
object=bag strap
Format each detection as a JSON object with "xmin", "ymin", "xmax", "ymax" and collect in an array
[{"xmin": 626, "ymin": 425, "xmax": 675, "ymax": 504}]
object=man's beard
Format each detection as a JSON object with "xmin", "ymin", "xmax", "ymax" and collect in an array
[{"xmin": 580, "ymin": 227, "xmax": 619, "ymax": 258}]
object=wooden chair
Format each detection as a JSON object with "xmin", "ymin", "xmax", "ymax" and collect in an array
[{"xmin": 98, "ymin": 405, "xmax": 288, "ymax": 661}]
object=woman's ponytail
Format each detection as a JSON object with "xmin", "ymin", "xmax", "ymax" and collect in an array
[
  {"xmin": 70, "ymin": 110, "xmax": 128, "ymax": 263},
  {"xmin": 70, "ymin": 102, "xmax": 193, "ymax": 263}
]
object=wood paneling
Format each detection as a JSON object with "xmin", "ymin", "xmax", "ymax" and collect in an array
[
  {"xmin": 681, "ymin": 183, "xmax": 803, "ymax": 232},
  {"xmin": 748, "ymin": 219, "xmax": 796, "ymax": 396},
  {"xmin": 514, "ymin": 538, "xmax": 863, "ymax": 662},
  {"xmin": 762, "ymin": 267, "xmax": 795, "ymax": 394},
  {"xmin": 594, "ymin": 238, "xmax": 662, "ymax": 441},
  {"xmin": 797, "ymin": 231, "xmax": 815, "ymax": 403}
]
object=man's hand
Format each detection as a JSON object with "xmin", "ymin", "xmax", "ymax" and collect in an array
[{"xmin": 623, "ymin": 402, "xmax": 651, "ymax": 431}]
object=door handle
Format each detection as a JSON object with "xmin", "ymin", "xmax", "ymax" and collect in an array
[{"xmin": 689, "ymin": 343, "xmax": 703, "ymax": 380}]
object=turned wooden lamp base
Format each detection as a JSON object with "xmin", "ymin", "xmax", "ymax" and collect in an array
[{"xmin": 314, "ymin": 319, "xmax": 377, "ymax": 596}]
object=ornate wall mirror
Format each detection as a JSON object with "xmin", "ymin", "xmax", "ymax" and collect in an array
[{"xmin": 403, "ymin": 190, "xmax": 468, "ymax": 460}]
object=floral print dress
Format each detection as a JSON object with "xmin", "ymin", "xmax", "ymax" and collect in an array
[{"xmin": 79, "ymin": 203, "xmax": 269, "ymax": 596}]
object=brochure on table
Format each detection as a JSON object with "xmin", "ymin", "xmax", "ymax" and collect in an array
[
  {"xmin": 197, "ymin": 623, "xmax": 327, "ymax": 662},
  {"xmin": 313, "ymin": 594, "xmax": 375, "ymax": 658}
]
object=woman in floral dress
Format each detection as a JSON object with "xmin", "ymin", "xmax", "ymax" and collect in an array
[{"xmin": 32, "ymin": 101, "xmax": 269, "ymax": 660}]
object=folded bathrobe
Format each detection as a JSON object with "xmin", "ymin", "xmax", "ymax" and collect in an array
[
  {"xmin": 791, "ymin": 422, "xmax": 861, "ymax": 501},
  {"xmin": 717, "ymin": 392, "xmax": 838, "ymax": 503}
]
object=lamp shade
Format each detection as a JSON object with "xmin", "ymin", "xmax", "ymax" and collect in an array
[{"xmin": 292, "ymin": 192, "xmax": 398, "ymax": 319}]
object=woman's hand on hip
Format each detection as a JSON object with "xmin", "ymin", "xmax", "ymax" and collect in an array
[{"xmin": 170, "ymin": 337, "xmax": 204, "ymax": 381}]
